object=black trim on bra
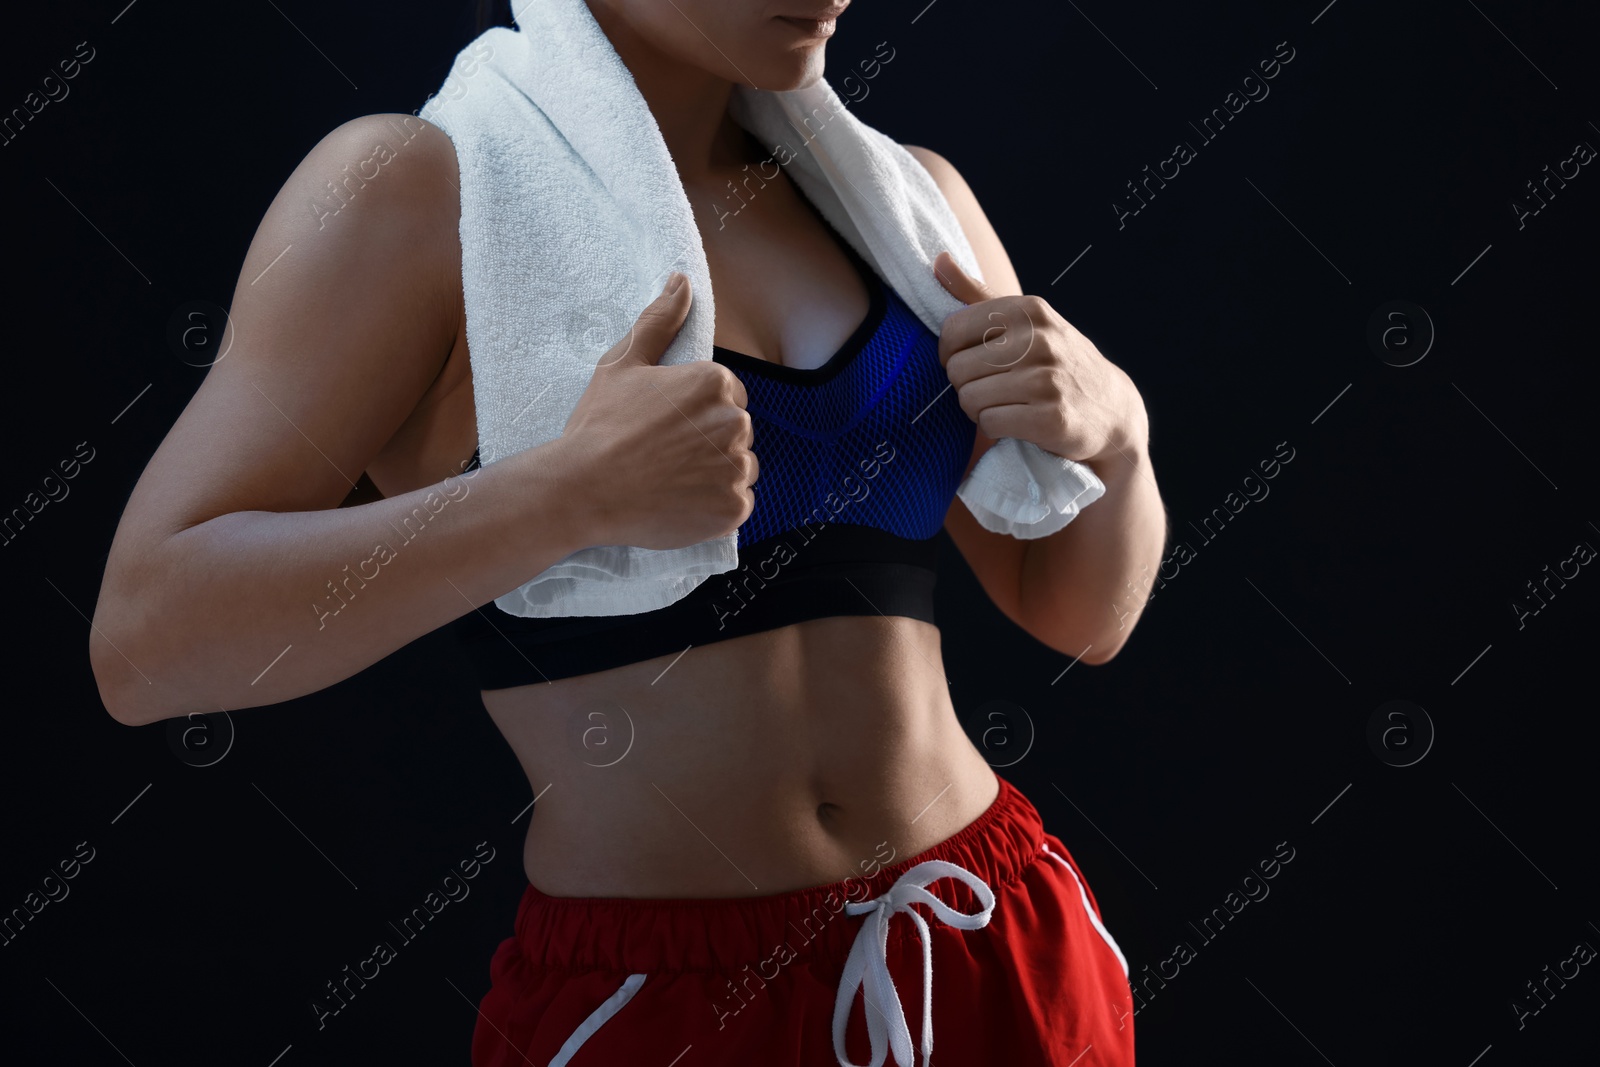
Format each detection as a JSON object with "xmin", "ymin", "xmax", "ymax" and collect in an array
[{"xmin": 451, "ymin": 521, "xmax": 941, "ymax": 690}]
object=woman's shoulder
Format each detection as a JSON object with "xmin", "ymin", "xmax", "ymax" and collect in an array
[
  {"xmin": 291, "ymin": 113, "xmax": 461, "ymax": 232},
  {"xmin": 898, "ymin": 142, "xmax": 1022, "ymax": 296},
  {"xmin": 265, "ymin": 111, "xmax": 465, "ymax": 343},
  {"xmin": 317, "ymin": 111, "xmax": 458, "ymax": 159}
]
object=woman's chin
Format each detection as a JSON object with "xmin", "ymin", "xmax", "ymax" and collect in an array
[{"xmin": 742, "ymin": 50, "xmax": 827, "ymax": 93}]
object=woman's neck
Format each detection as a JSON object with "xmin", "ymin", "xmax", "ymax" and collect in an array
[{"xmin": 584, "ymin": 1, "xmax": 757, "ymax": 184}]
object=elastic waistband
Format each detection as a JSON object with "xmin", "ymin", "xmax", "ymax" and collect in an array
[{"xmin": 508, "ymin": 773, "xmax": 1045, "ymax": 974}]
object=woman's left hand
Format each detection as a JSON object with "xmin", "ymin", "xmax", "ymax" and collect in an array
[{"xmin": 932, "ymin": 250, "xmax": 1147, "ymax": 467}]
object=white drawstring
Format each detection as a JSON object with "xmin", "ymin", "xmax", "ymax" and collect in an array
[{"xmin": 831, "ymin": 859, "xmax": 996, "ymax": 1067}]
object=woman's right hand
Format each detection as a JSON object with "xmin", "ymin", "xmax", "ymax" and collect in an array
[{"xmin": 555, "ymin": 272, "xmax": 758, "ymax": 551}]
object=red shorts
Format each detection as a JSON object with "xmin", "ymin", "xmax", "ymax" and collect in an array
[{"xmin": 471, "ymin": 775, "xmax": 1136, "ymax": 1066}]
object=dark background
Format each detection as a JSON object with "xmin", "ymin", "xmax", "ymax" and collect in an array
[{"xmin": 2, "ymin": 0, "xmax": 1595, "ymax": 1063}]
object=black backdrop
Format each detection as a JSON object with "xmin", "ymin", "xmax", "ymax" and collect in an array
[{"xmin": 3, "ymin": 1, "xmax": 1596, "ymax": 1063}]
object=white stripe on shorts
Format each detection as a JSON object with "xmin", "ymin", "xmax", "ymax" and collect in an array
[
  {"xmin": 548, "ymin": 972, "xmax": 648, "ymax": 1067},
  {"xmin": 1041, "ymin": 841, "xmax": 1130, "ymax": 978}
]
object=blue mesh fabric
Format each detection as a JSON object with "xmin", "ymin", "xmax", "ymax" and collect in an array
[{"xmin": 716, "ymin": 284, "xmax": 976, "ymax": 547}]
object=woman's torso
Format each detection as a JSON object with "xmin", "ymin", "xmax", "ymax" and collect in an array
[{"xmin": 363, "ymin": 126, "xmax": 998, "ymax": 898}]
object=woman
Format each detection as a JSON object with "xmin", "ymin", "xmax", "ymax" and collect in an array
[{"xmin": 89, "ymin": 0, "xmax": 1166, "ymax": 1063}]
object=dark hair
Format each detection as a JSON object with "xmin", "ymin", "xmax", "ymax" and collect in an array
[{"xmin": 474, "ymin": 0, "xmax": 508, "ymax": 34}]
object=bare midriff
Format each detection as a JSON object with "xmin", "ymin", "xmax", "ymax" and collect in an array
[{"xmin": 478, "ymin": 618, "xmax": 999, "ymax": 897}]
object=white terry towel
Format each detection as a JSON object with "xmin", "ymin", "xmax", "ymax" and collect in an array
[{"xmin": 418, "ymin": 0, "xmax": 1106, "ymax": 618}]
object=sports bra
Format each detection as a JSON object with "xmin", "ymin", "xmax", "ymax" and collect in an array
[{"xmin": 450, "ymin": 215, "xmax": 977, "ymax": 690}]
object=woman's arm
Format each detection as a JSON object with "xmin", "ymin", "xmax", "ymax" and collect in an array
[
  {"xmin": 89, "ymin": 115, "xmax": 597, "ymax": 726},
  {"xmin": 906, "ymin": 143, "xmax": 1169, "ymax": 664}
]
